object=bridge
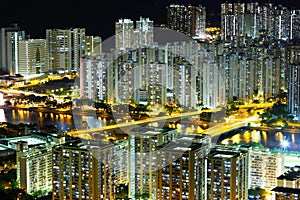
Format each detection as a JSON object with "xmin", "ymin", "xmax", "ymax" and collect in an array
[
  {"xmin": 202, "ymin": 116, "xmax": 259, "ymax": 137},
  {"xmin": 66, "ymin": 108, "xmax": 223, "ymax": 138},
  {"xmin": 66, "ymin": 108, "xmax": 260, "ymax": 140}
]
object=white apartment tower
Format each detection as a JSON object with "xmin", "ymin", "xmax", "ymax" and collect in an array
[
  {"xmin": 134, "ymin": 17, "xmax": 154, "ymax": 48},
  {"xmin": 80, "ymin": 55, "xmax": 108, "ymax": 101},
  {"xmin": 46, "ymin": 28, "xmax": 86, "ymax": 72},
  {"xmin": 115, "ymin": 19, "xmax": 134, "ymax": 50},
  {"xmin": 115, "ymin": 17, "xmax": 154, "ymax": 50},
  {"xmin": 248, "ymin": 147, "xmax": 285, "ymax": 191},
  {"xmin": 0, "ymin": 24, "xmax": 25, "ymax": 75},
  {"xmin": 18, "ymin": 39, "xmax": 49, "ymax": 76}
]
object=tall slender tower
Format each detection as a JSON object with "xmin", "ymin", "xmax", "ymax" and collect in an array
[
  {"xmin": 18, "ymin": 39, "xmax": 49, "ymax": 76},
  {"xmin": 0, "ymin": 23, "xmax": 25, "ymax": 75},
  {"xmin": 287, "ymin": 64, "xmax": 300, "ymax": 120},
  {"xmin": 129, "ymin": 127, "xmax": 178, "ymax": 199},
  {"xmin": 52, "ymin": 139, "xmax": 115, "ymax": 200},
  {"xmin": 156, "ymin": 135, "xmax": 211, "ymax": 200},
  {"xmin": 167, "ymin": 4, "xmax": 206, "ymax": 38},
  {"xmin": 115, "ymin": 19, "xmax": 134, "ymax": 50},
  {"xmin": 206, "ymin": 145, "xmax": 249, "ymax": 199},
  {"xmin": 46, "ymin": 28, "xmax": 85, "ymax": 72}
]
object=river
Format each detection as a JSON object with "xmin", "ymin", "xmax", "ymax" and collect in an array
[
  {"xmin": 1, "ymin": 108, "xmax": 299, "ymax": 152},
  {"xmin": 219, "ymin": 128, "xmax": 300, "ymax": 151},
  {"xmin": 0, "ymin": 108, "xmax": 113, "ymax": 132}
]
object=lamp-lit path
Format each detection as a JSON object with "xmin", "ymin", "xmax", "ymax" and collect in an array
[{"xmin": 67, "ymin": 109, "xmax": 260, "ymax": 139}]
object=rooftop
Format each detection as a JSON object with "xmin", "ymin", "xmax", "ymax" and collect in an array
[
  {"xmin": 0, "ymin": 135, "xmax": 47, "ymax": 149},
  {"xmin": 157, "ymin": 138, "xmax": 209, "ymax": 152},
  {"xmin": 173, "ymin": 147, "xmax": 192, "ymax": 151},
  {"xmin": 207, "ymin": 145, "xmax": 248, "ymax": 159},
  {"xmin": 277, "ymin": 166, "xmax": 300, "ymax": 181},
  {"xmin": 56, "ymin": 138, "xmax": 113, "ymax": 150},
  {"xmin": 141, "ymin": 131, "xmax": 161, "ymax": 136},
  {"xmin": 271, "ymin": 187, "xmax": 300, "ymax": 194}
]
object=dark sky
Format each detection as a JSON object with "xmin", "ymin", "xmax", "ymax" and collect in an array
[{"xmin": 0, "ymin": 0, "xmax": 299, "ymax": 40}]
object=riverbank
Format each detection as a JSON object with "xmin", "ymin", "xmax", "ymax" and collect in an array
[
  {"xmin": 7, "ymin": 106, "xmax": 114, "ymax": 118},
  {"xmin": 214, "ymin": 125, "xmax": 300, "ymax": 143}
]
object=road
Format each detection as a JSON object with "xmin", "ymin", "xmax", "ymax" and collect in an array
[
  {"xmin": 203, "ymin": 116, "xmax": 259, "ymax": 137},
  {"xmin": 66, "ymin": 108, "xmax": 223, "ymax": 138},
  {"xmin": 66, "ymin": 108, "xmax": 261, "ymax": 140}
]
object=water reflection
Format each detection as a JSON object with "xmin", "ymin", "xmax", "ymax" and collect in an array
[
  {"xmin": 0, "ymin": 109, "xmax": 6, "ymax": 122},
  {"xmin": 262, "ymin": 131, "xmax": 267, "ymax": 146},
  {"xmin": 3, "ymin": 108, "xmax": 113, "ymax": 132},
  {"xmin": 220, "ymin": 129, "xmax": 300, "ymax": 151},
  {"xmin": 3, "ymin": 108, "xmax": 300, "ymax": 152}
]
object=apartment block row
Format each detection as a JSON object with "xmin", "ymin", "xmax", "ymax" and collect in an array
[
  {"xmin": 1, "ymin": 127, "xmax": 298, "ymax": 199},
  {"xmin": 80, "ymin": 32, "xmax": 300, "ymax": 120},
  {"xmin": 166, "ymin": 2, "xmax": 300, "ymax": 41},
  {"xmin": 220, "ymin": 2, "xmax": 300, "ymax": 41},
  {"xmin": 0, "ymin": 23, "xmax": 101, "ymax": 76}
]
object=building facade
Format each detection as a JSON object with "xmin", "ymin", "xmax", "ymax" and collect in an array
[
  {"xmin": 167, "ymin": 4, "xmax": 206, "ymax": 38},
  {"xmin": 221, "ymin": 2, "xmax": 300, "ymax": 40},
  {"xmin": 128, "ymin": 127, "xmax": 178, "ymax": 199},
  {"xmin": 52, "ymin": 139, "xmax": 115, "ymax": 200},
  {"xmin": 156, "ymin": 135, "xmax": 211, "ymax": 200},
  {"xmin": 18, "ymin": 39, "xmax": 49, "ymax": 76},
  {"xmin": 206, "ymin": 145, "xmax": 249, "ymax": 199},
  {"xmin": 248, "ymin": 147, "xmax": 285, "ymax": 191},
  {"xmin": 272, "ymin": 166, "xmax": 300, "ymax": 200},
  {"xmin": 0, "ymin": 24, "xmax": 25, "ymax": 75},
  {"xmin": 46, "ymin": 28, "xmax": 86, "ymax": 72}
]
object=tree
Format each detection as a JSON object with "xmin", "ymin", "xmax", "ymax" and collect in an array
[
  {"xmin": 135, "ymin": 192, "xmax": 150, "ymax": 200},
  {"xmin": 226, "ymin": 101, "xmax": 239, "ymax": 116},
  {"xmin": 164, "ymin": 105, "xmax": 174, "ymax": 115},
  {"xmin": 253, "ymin": 89, "xmax": 259, "ymax": 97},
  {"xmin": 277, "ymin": 89, "xmax": 287, "ymax": 100},
  {"xmin": 259, "ymin": 101, "xmax": 289, "ymax": 126},
  {"xmin": 248, "ymin": 187, "xmax": 270, "ymax": 200},
  {"xmin": 6, "ymin": 188, "xmax": 33, "ymax": 200}
]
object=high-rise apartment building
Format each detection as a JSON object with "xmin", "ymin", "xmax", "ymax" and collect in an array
[
  {"xmin": 46, "ymin": 28, "xmax": 85, "ymax": 72},
  {"xmin": 52, "ymin": 139, "xmax": 115, "ymax": 200},
  {"xmin": 287, "ymin": 44, "xmax": 300, "ymax": 120},
  {"xmin": 287, "ymin": 64, "xmax": 300, "ymax": 120},
  {"xmin": 271, "ymin": 166, "xmax": 300, "ymax": 200},
  {"xmin": 221, "ymin": 3, "xmax": 299, "ymax": 40},
  {"xmin": 245, "ymin": 2, "xmax": 259, "ymax": 38},
  {"xmin": 46, "ymin": 29, "xmax": 71, "ymax": 72},
  {"xmin": 167, "ymin": 4, "xmax": 206, "ymax": 38},
  {"xmin": 156, "ymin": 134, "xmax": 211, "ymax": 200},
  {"xmin": 113, "ymin": 139, "xmax": 129, "ymax": 185},
  {"xmin": 18, "ymin": 39, "xmax": 49, "ymax": 76},
  {"xmin": 290, "ymin": 10, "xmax": 300, "ymax": 40},
  {"xmin": 248, "ymin": 147, "xmax": 285, "ymax": 191},
  {"xmin": 115, "ymin": 19, "xmax": 134, "ymax": 50},
  {"xmin": 206, "ymin": 145, "xmax": 249, "ymax": 199},
  {"xmin": 0, "ymin": 134, "xmax": 65, "ymax": 195},
  {"xmin": 85, "ymin": 36, "xmax": 101, "ymax": 56},
  {"xmin": 18, "ymin": 143, "xmax": 53, "ymax": 194},
  {"xmin": 221, "ymin": 2, "xmax": 246, "ymax": 41},
  {"xmin": 173, "ymin": 56, "xmax": 194, "ymax": 108},
  {"xmin": 80, "ymin": 55, "xmax": 108, "ymax": 101},
  {"xmin": 128, "ymin": 127, "xmax": 178, "ymax": 199},
  {"xmin": 0, "ymin": 23, "xmax": 25, "ymax": 75},
  {"xmin": 115, "ymin": 17, "xmax": 153, "ymax": 50}
]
